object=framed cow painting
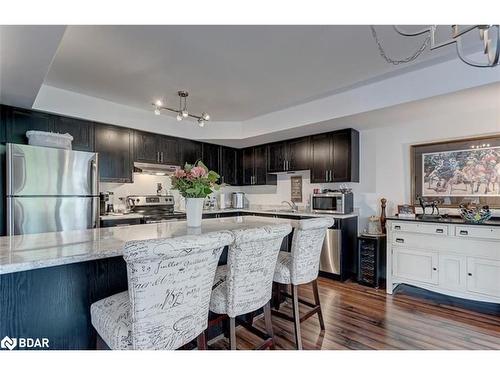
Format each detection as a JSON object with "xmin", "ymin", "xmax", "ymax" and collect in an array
[{"xmin": 411, "ymin": 135, "xmax": 500, "ymax": 208}]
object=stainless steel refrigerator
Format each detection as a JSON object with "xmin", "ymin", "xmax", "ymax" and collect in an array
[{"xmin": 6, "ymin": 143, "xmax": 99, "ymax": 235}]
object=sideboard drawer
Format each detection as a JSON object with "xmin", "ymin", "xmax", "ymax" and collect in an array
[
  {"xmin": 455, "ymin": 226, "xmax": 500, "ymax": 241},
  {"xmin": 391, "ymin": 222, "xmax": 449, "ymax": 236}
]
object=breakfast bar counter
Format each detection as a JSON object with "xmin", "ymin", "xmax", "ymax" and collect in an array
[
  {"xmin": 0, "ymin": 216, "xmax": 300, "ymax": 275},
  {"xmin": 0, "ymin": 217, "xmax": 301, "ymax": 349}
]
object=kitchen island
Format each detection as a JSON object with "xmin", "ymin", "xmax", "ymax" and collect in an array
[{"xmin": 0, "ymin": 216, "xmax": 300, "ymax": 349}]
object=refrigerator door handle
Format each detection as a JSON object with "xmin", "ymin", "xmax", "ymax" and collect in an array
[
  {"xmin": 90, "ymin": 158, "xmax": 98, "ymax": 195},
  {"xmin": 6, "ymin": 198, "xmax": 13, "ymax": 236},
  {"xmin": 92, "ymin": 197, "xmax": 100, "ymax": 228}
]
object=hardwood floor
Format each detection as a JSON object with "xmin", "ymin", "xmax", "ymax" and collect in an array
[{"xmin": 208, "ymin": 277, "xmax": 500, "ymax": 350}]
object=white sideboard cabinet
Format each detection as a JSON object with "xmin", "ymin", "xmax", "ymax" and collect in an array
[{"xmin": 387, "ymin": 218, "xmax": 500, "ymax": 304}]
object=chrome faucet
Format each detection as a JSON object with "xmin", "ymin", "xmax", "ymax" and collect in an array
[{"xmin": 282, "ymin": 200, "xmax": 298, "ymax": 212}]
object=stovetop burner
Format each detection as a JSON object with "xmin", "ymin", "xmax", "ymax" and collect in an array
[{"xmin": 127, "ymin": 194, "xmax": 186, "ymax": 222}]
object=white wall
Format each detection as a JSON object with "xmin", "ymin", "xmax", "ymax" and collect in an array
[{"xmin": 227, "ymin": 84, "xmax": 500, "ymax": 231}]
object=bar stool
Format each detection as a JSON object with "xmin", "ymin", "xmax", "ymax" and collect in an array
[
  {"xmin": 208, "ymin": 223, "xmax": 292, "ymax": 350},
  {"xmin": 90, "ymin": 231, "xmax": 233, "ymax": 350},
  {"xmin": 272, "ymin": 217, "xmax": 334, "ymax": 349}
]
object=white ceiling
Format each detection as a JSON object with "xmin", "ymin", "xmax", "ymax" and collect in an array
[
  {"xmin": 209, "ymin": 82, "xmax": 500, "ymax": 147},
  {"xmin": 44, "ymin": 25, "xmax": 474, "ymax": 121}
]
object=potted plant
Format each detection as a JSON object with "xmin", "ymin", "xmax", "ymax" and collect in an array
[{"xmin": 170, "ymin": 161, "xmax": 220, "ymax": 227}]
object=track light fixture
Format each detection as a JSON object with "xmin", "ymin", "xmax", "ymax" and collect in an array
[{"xmin": 152, "ymin": 91, "xmax": 210, "ymax": 127}]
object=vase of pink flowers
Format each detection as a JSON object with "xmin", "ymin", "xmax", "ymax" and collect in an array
[{"xmin": 170, "ymin": 161, "xmax": 220, "ymax": 227}]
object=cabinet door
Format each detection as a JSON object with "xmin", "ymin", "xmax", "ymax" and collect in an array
[
  {"xmin": 95, "ymin": 124, "xmax": 133, "ymax": 183},
  {"xmin": 242, "ymin": 147, "xmax": 254, "ymax": 185},
  {"xmin": 466, "ymin": 257, "xmax": 500, "ymax": 298},
  {"xmin": 179, "ymin": 139, "xmax": 202, "ymax": 165},
  {"xmin": 331, "ymin": 131, "xmax": 350, "ymax": 182},
  {"xmin": 267, "ymin": 141, "xmax": 286, "ymax": 172},
  {"xmin": 310, "ymin": 133, "xmax": 332, "ymax": 183},
  {"xmin": 438, "ymin": 254, "xmax": 467, "ymax": 292},
  {"xmin": 287, "ymin": 137, "xmax": 310, "ymax": 171},
  {"xmin": 52, "ymin": 117, "xmax": 95, "ymax": 152},
  {"xmin": 202, "ymin": 143, "xmax": 220, "ymax": 173},
  {"xmin": 254, "ymin": 145, "xmax": 268, "ymax": 185},
  {"xmin": 393, "ymin": 247, "xmax": 438, "ymax": 285},
  {"xmin": 6, "ymin": 107, "xmax": 52, "ymax": 144},
  {"xmin": 221, "ymin": 147, "xmax": 238, "ymax": 185},
  {"xmin": 160, "ymin": 136, "xmax": 180, "ymax": 165},
  {"xmin": 134, "ymin": 131, "xmax": 159, "ymax": 163}
]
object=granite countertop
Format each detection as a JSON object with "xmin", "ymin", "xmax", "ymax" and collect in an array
[
  {"xmin": 0, "ymin": 216, "xmax": 300, "ymax": 275},
  {"xmin": 187, "ymin": 207, "xmax": 358, "ymax": 219},
  {"xmin": 100, "ymin": 207, "xmax": 359, "ymax": 220},
  {"xmin": 387, "ymin": 215, "xmax": 500, "ymax": 227}
]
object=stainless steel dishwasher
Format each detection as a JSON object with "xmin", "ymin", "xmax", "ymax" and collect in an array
[{"xmin": 319, "ymin": 221, "xmax": 342, "ymax": 275}]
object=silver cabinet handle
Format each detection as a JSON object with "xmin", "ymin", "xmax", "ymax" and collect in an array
[
  {"xmin": 325, "ymin": 170, "xmax": 328, "ymax": 181},
  {"xmin": 157, "ymin": 151, "xmax": 160, "ymax": 163},
  {"xmin": 331, "ymin": 170, "xmax": 334, "ymax": 181},
  {"xmin": 459, "ymin": 230, "xmax": 469, "ymax": 236},
  {"xmin": 160, "ymin": 151, "xmax": 163, "ymax": 163},
  {"xmin": 436, "ymin": 228, "xmax": 444, "ymax": 233},
  {"xmin": 394, "ymin": 225, "xmax": 401, "ymax": 230},
  {"xmin": 395, "ymin": 238, "xmax": 405, "ymax": 243}
]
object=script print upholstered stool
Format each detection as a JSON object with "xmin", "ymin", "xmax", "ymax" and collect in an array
[
  {"xmin": 90, "ymin": 231, "xmax": 233, "ymax": 350},
  {"xmin": 272, "ymin": 217, "xmax": 334, "ymax": 349},
  {"xmin": 208, "ymin": 223, "xmax": 292, "ymax": 350}
]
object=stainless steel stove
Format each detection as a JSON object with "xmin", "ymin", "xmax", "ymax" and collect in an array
[{"xmin": 127, "ymin": 195, "xmax": 186, "ymax": 223}]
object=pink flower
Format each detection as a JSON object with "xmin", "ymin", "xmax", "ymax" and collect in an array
[
  {"xmin": 174, "ymin": 169, "xmax": 186, "ymax": 178},
  {"xmin": 190, "ymin": 166, "xmax": 207, "ymax": 178}
]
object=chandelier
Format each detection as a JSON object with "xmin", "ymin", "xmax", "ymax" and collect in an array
[
  {"xmin": 371, "ymin": 25, "xmax": 500, "ymax": 68},
  {"xmin": 153, "ymin": 91, "xmax": 210, "ymax": 127}
]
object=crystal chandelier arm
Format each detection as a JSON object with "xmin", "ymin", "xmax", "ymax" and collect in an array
[
  {"xmin": 393, "ymin": 25, "xmax": 431, "ymax": 36},
  {"xmin": 455, "ymin": 27, "xmax": 500, "ymax": 68}
]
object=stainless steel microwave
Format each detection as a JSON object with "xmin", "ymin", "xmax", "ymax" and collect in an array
[{"xmin": 311, "ymin": 192, "xmax": 354, "ymax": 214}]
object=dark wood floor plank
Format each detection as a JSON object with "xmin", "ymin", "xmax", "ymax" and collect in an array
[{"xmin": 210, "ymin": 278, "xmax": 500, "ymax": 350}]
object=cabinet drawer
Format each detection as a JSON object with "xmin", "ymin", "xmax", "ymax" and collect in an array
[
  {"xmin": 391, "ymin": 222, "xmax": 448, "ymax": 236},
  {"xmin": 455, "ymin": 225, "xmax": 500, "ymax": 241}
]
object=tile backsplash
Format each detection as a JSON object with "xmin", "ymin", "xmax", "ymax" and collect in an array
[{"xmin": 99, "ymin": 173, "xmax": 182, "ymax": 211}]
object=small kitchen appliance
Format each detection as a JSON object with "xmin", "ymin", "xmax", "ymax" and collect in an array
[
  {"xmin": 311, "ymin": 190, "xmax": 354, "ymax": 214},
  {"xmin": 231, "ymin": 192, "xmax": 245, "ymax": 209}
]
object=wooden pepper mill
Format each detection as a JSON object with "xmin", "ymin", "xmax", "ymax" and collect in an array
[{"xmin": 380, "ymin": 198, "xmax": 387, "ymax": 234}]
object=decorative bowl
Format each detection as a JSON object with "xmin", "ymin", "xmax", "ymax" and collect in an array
[{"xmin": 459, "ymin": 205, "xmax": 492, "ymax": 224}]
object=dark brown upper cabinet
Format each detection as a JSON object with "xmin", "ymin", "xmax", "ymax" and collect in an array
[
  {"xmin": 220, "ymin": 146, "xmax": 239, "ymax": 186},
  {"xmin": 52, "ymin": 116, "xmax": 95, "ymax": 152},
  {"xmin": 134, "ymin": 131, "xmax": 180, "ymax": 165},
  {"xmin": 310, "ymin": 129, "xmax": 359, "ymax": 183},
  {"xmin": 95, "ymin": 123, "xmax": 133, "ymax": 183},
  {"xmin": 134, "ymin": 131, "xmax": 160, "ymax": 164},
  {"xmin": 179, "ymin": 139, "xmax": 202, "ymax": 166},
  {"xmin": 286, "ymin": 137, "xmax": 310, "ymax": 171},
  {"xmin": 242, "ymin": 145, "xmax": 276, "ymax": 186},
  {"xmin": 6, "ymin": 107, "xmax": 52, "ymax": 144},
  {"xmin": 267, "ymin": 137, "xmax": 310, "ymax": 173},
  {"xmin": 201, "ymin": 143, "xmax": 220, "ymax": 173},
  {"xmin": 267, "ymin": 141, "xmax": 287, "ymax": 173}
]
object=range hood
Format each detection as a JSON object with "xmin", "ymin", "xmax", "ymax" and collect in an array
[{"xmin": 133, "ymin": 162, "xmax": 179, "ymax": 176}]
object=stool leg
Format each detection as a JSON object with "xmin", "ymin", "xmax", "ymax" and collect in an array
[
  {"xmin": 197, "ymin": 331, "xmax": 207, "ymax": 350},
  {"xmin": 291, "ymin": 284, "xmax": 303, "ymax": 350},
  {"xmin": 312, "ymin": 279, "xmax": 325, "ymax": 331},
  {"xmin": 229, "ymin": 317, "xmax": 237, "ymax": 350},
  {"xmin": 263, "ymin": 301, "xmax": 275, "ymax": 349}
]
